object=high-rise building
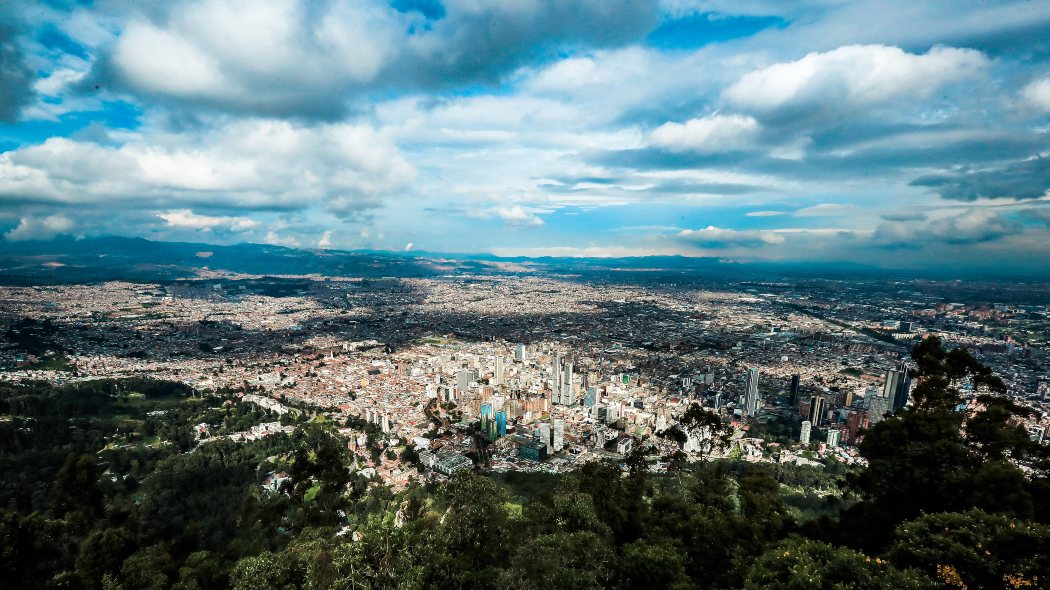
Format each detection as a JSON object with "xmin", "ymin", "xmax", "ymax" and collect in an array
[
  {"xmin": 552, "ymin": 419, "xmax": 565, "ymax": 452},
  {"xmin": 584, "ymin": 386, "xmax": 598, "ymax": 408},
  {"xmin": 800, "ymin": 420, "xmax": 812, "ymax": 444},
  {"xmin": 744, "ymin": 368, "xmax": 760, "ymax": 417},
  {"xmin": 494, "ymin": 356, "xmax": 505, "ymax": 386},
  {"xmin": 538, "ymin": 422, "xmax": 552, "ymax": 452},
  {"xmin": 845, "ymin": 411, "xmax": 868, "ymax": 445},
  {"xmin": 456, "ymin": 368, "xmax": 478, "ymax": 394},
  {"xmin": 808, "ymin": 394, "xmax": 825, "ymax": 427},
  {"xmin": 867, "ymin": 394, "xmax": 891, "ymax": 425},
  {"xmin": 788, "ymin": 373, "xmax": 800, "ymax": 406},
  {"xmin": 560, "ymin": 361, "xmax": 576, "ymax": 406},
  {"xmin": 552, "ymin": 352, "xmax": 562, "ymax": 393},
  {"xmin": 826, "ymin": 429, "xmax": 841, "ymax": 447},
  {"xmin": 495, "ymin": 410, "xmax": 507, "ymax": 438},
  {"xmin": 514, "ymin": 344, "xmax": 526, "ymax": 362},
  {"xmin": 883, "ymin": 365, "xmax": 912, "ymax": 411}
]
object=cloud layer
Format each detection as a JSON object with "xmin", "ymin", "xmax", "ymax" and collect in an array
[{"xmin": 0, "ymin": 0, "xmax": 1047, "ymax": 273}]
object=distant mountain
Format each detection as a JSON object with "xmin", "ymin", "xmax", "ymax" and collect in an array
[{"xmin": 0, "ymin": 235, "xmax": 1044, "ymax": 284}]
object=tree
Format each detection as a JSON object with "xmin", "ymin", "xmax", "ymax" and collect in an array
[
  {"xmin": 887, "ymin": 510, "xmax": 1050, "ymax": 589},
  {"xmin": 503, "ymin": 531, "xmax": 613, "ymax": 590},
  {"xmin": 615, "ymin": 539, "xmax": 690, "ymax": 590},
  {"xmin": 77, "ymin": 528, "xmax": 137, "ymax": 590},
  {"xmin": 847, "ymin": 336, "xmax": 1035, "ymax": 548},
  {"xmin": 745, "ymin": 538, "xmax": 936, "ymax": 590},
  {"xmin": 676, "ymin": 403, "xmax": 732, "ymax": 459}
]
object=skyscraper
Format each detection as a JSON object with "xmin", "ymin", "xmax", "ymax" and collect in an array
[
  {"xmin": 744, "ymin": 368, "xmax": 760, "ymax": 417},
  {"xmin": 883, "ymin": 365, "xmax": 912, "ymax": 411},
  {"xmin": 560, "ymin": 360, "xmax": 575, "ymax": 406},
  {"xmin": 494, "ymin": 355, "xmax": 504, "ymax": 386},
  {"xmin": 808, "ymin": 394, "xmax": 825, "ymax": 426},
  {"xmin": 800, "ymin": 420, "xmax": 812, "ymax": 444},
  {"xmin": 788, "ymin": 373, "xmax": 800, "ymax": 406},
  {"xmin": 514, "ymin": 343, "xmax": 526, "ymax": 362},
  {"xmin": 552, "ymin": 351, "xmax": 562, "ymax": 395},
  {"xmin": 552, "ymin": 419, "xmax": 565, "ymax": 452}
]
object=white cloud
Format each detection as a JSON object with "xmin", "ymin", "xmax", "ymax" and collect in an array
[
  {"xmin": 650, "ymin": 114, "xmax": 760, "ymax": 153},
  {"xmin": 0, "ymin": 119, "xmax": 414, "ymax": 216},
  {"xmin": 110, "ymin": 0, "xmax": 399, "ymax": 114},
  {"xmin": 4, "ymin": 214, "xmax": 75, "ymax": 241},
  {"xmin": 677, "ymin": 226, "xmax": 785, "ymax": 248},
  {"xmin": 725, "ymin": 45, "xmax": 988, "ymax": 118},
  {"xmin": 794, "ymin": 203, "xmax": 857, "ymax": 217},
  {"xmin": 467, "ymin": 204, "xmax": 546, "ymax": 226},
  {"xmin": 872, "ymin": 207, "xmax": 1017, "ymax": 247},
  {"xmin": 1021, "ymin": 77, "xmax": 1050, "ymax": 112},
  {"xmin": 157, "ymin": 209, "xmax": 258, "ymax": 232},
  {"xmin": 494, "ymin": 205, "xmax": 545, "ymax": 226},
  {"xmin": 317, "ymin": 230, "xmax": 333, "ymax": 248},
  {"xmin": 746, "ymin": 210, "xmax": 786, "ymax": 217}
]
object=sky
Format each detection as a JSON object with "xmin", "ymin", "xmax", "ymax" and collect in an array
[{"xmin": 0, "ymin": 0, "xmax": 1049, "ymax": 274}]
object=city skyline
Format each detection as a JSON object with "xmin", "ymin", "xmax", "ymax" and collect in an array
[{"xmin": 1, "ymin": 1, "xmax": 1050, "ymax": 274}]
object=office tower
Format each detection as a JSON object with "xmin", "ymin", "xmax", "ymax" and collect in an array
[
  {"xmin": 744, "ymin": 368, "xmax": 760, "ymax": 417},
  {"xmin": 514, "ymin": 343, "xmax": 526, "ymax": 362},
  {"xmin": 495, "ymin": 410, "xmax": 507, "ymax": 438},
  {"xmin": 788, "ymin": 374, "xmax": 800, "ymax": 406},
  {"xmin": 538, "ymin": 422, "xmax": 552, "ymax": 452},
  {"xmin": 714, "ymin": 393, "xmax": 722, "ymax": 412},
  {"xmin": 584, "ymin": 386, "xmax": 597, "ymax": 408},
  {"xmin": 808, "ymin": 394, "xmax": 825, "ymax": 427},
  {"xmin": 494, "ymin": 356, "xmax": 504, "ymax": 386},
  {"xmin": 560, "ymin": 361, "xmax": 575, "ymax": 406},
  {"xmin": 883, "ymin": 365, "xmax": 912, "ymax": 411},
  {"xmin": 552, "ymin": 419, "xmax": 565, "ymax": 452},
  {"xmin": 480, "ymin": 403, "xmax": 492, "ymax": 436},
  {"xmin": 552, "ymin": 352, "xmax": 562, "ymax": 394},
  {"xmin": 800, "ymin": 420, "xmax": 812, "ymax": 444}
]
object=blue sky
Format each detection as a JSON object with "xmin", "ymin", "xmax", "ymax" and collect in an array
[{"xmin": 0, "ymin": 0, "xmax": 1049, "ymax": 274}]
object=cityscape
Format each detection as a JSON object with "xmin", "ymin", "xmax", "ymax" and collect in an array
[{"xmin": 2, "ymin": 0, "xmax": 1050, "ymax": 588}]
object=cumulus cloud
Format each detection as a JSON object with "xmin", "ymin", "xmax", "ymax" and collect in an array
[
  {"xmin": 676, "ymin": 226, "xmax": 785, "ymax": 248},
  {"xmin": 724, "ymin": 45, "xmax": 988, "ymax": 121},
  {"xmin": 96, "ymin": 0, "xmax": 660, "ymax": 117},
  {"xmin": 1021, "ymin": 77, "xmax": 1050, "ymax": 112},
  {"xmin": 468, "ymin": 205, "xmax": 546, "ymax": 226},
  {"xmin": 0, "ymin": 119, "xmax": 414, "ymax": 216},
  {"xmin": 911, "ymin": 156, "xmax": 1050, "ymax": 201},
  {"xmin": 157, "ymin": 209, "xmax": 258, "ymax": 232},
  {"xmin": 650, "ymin": 114, "xmax": 759, "ymax": 153},
  {"xmin": 4, "ymin": 214, "xmax": 75, "ymax": 241},
  {"xmin": 872, "ymin": 208, "xmax": 1017, "ymax": 248}
]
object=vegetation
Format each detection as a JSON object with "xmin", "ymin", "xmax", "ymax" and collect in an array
[{"xmin": 0, "ymin": 336, "xmax": 1048, "ymax": 588}]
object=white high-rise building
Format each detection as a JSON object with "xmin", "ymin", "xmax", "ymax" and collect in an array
[
  {"xmin": 552, "ymin": 419, "xmax": 565, "ymax": 452},
  {"xmin": 744, "ymin": 368, "xmax": 760, "ymax": 417},
  {"xmin": 494, "ymin": 356, "xmax": 505, "ymax": 386},
  {"xmin": 538, "ymin": 422, "xmax": 552, "ymax": 452},
  {"xmin": 514, "ymin": 344, "xmax": 526, "ymax": 362},
  {"xmin": 800, "ymin": 420, "xmax": 812, "ymax": 444}
]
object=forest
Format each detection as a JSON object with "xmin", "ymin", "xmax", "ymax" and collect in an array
[{"xmin": 1, "ymin": 336, "xmax": 1048, "ymax": 589}]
